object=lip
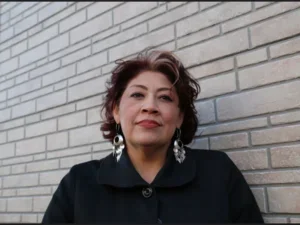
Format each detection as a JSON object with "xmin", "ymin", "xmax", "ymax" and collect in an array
[{"xmin": 137, "ymin": 120, "xmax": 160, "ymax": 128}]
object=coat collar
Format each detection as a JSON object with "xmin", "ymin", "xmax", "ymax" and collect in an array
[{"xmin": 97, "ymin": 146, "xmax": 196, "ymax": 188}]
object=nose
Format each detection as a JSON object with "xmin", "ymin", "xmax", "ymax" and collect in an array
[{"xmin": 141, "ymin": 96, "xmax": 159, "ymax": 114}]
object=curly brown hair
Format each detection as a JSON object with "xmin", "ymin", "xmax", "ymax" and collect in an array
[{"xmin": 100, "ymin": 49, "xmax": 201, "ymax": 145}]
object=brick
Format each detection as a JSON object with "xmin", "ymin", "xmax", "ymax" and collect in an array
[
  {"xmin": 202, "ymin": 118, "xmax": 267, "ymax": 136},
  {"xmin": 2, "ymin": 155, "xmax": 33, "ymax": 166},
  {"xmin": 16, "ymin": 136, "xmax": 46, "ymax": 156},
  {"xmin": 76, "ymin": 2, "xmax": 93, "ymax": 10},
  {"xmin": 0, "ymin": 27, "xmax": 14, "ymax": 42},
  {"xmin": 251, "ymin": 188, "xmax": 267, "ymax": 213},
  {"xmin": 0, "ymin": 79, "xmax": 15, "ymax": 92},
  {"xmin": 87, "ymin": 2, "xmax": 121, "ymax": 19},
  {"xmin": 28, "ymin": 24, "xmax": 43, "ymax": 37},
  {"xmin": 244, "ymin": 170, "xmax": 300, "ymax": 185},
  {"xmin": 69, "ymin": 68, "xmax": 100, "ymax": 86},
  {"xmin": 223, "ymin": 2, "xmax": 300, "ymax": 33},
  {"xmin": 0, "ymin": 31, "xmax": 26, "ymax": 52},
  {"xmin": 17, "ymin": 187, "xmax": 52, "ymax": 196},
  {"xmin": 217, "ymin": 80, "xmax": 300, "ymax": 121},
  {"xmin": 33, "ymin": 196, "xmax": 52, "ymax": 212},
  {"xmin": 21, "ymin": 214, "xmax": 38, "ymax": 223},
  {"xmin": 70, "ymin": 12, "xmax": 112, "ymax": 44},
  {"xmin": 7, "ymin": 98, "xmax": 20, "ymax": 107},
  {"xmin": 54, "ymin": 81, "xmax": 67, "ymax": 91},
  {"xmin": 176, "ymin": 29, "xmax": 249, "ymax": 67},
  {"xmin": 34, "ymin": 153, "xmax": 46, "ymax": 161},
  {"xmin": 15, "ymin": 73, "xmax": 29, "ymax": 84},
  {"xmin": 42, "ymin": 64, "xmax": 75, "ymax": 86},
  {"xmin": 27, "ymin": 159, "xmax": 59, "ymax": 172},
  {"xmin": 0, "ymin": 165, "xmax": 10, "ymax": 176},
  {"xmin": 210, "ymin": 133, "xmax": 249, "ymax": 150},
  {"xmin": 39, "ymin": 169, "xmax": 68, "ymax": 185},
  {"xmin": 268, "ymin": 187, "xmax": 300, "ymax": 213},
  {"xmin": 38, "ymin": 214, "xmax": 44, "ymax": 223},
  {"xmin": 263, "ymin": 217, "xmax": 287, "ymax": 223},
  {"xmin": 76, "ymin": 94, "xmax": 103, "ymax": 110},
  {"xmin": 177, "ymin": 2, "xmax": 251, "ymax": 37},
  {"xmin": 21, "ymin": 86, "xmax": 54, "ymax": 102},
  {"xmin": 8, "ymin": 78, "xmax": 41, "ymax": 99},
  {"xmin": 14, "ymin": 13, "xmax": 38, "ymax": 35},
  {"xmin": 11, "ymin": 164, "xmax": 26, "ymax": 174},
  {"xmin": 26, "ymin": 119, "xmax": 57, "ymax": 138},
  {"xmin": 93, "ymin": 142, "xmax": 114, "ymax": 152},
  {"xmin": 92, "ymin": 150, "xmax": 111, "ymax": 160},
  {"xmin": 77, "ymin": 51, "xmax": 107, "ymax": 74},
  {"xmin": 0, "ymin": 143, "xmax": 14, "ymax": 159},
  {"xmin": 149, "ymin": 2, "xmax": 198, "ymax": 31},
  {"xmin": 38, "ymin": 2, "xmax": 68, "ymax": 22},
  {"xmin": 167, "ymin": 2, "xmax": 186, "ymax": 10},
  {"xmin": 271, "ymin": 110, "xmax": 300, "ymax": 125},
  {"xmin": 2, "ymin": 189, "xmax": 17, "ymax": 197},
  {"xmin": 0, "ymin": 10, "xmax": 10, "ymax": 24},
  {"xmin": 92, "ymin": 26, "xmax": 120, "ymax": 44},
  {"xmin": 68, "ymin": 75, "xmax": 109, "ymax": 102},
  {"xmin": 270, "ymin": 36, "xmax": 300, "ymax": 58},
  {"xmin": 270, "ymin": 144, "xmax": 300, "ymax": 168},
  {"xmin": 188, "ymin": 138, "xmax": 209, "ymax": 150},
  {"xmin": 41, "ymin": 104, "xmax": 75, "ymax": 120},
  {"xmin": 237, "ymin": 48, "xmax": 267, "ymax": 67},
  {"xmin": 109, "ymin": 25, "xmax": 174, "ymax": 61},
  {"xmin": 70, "ymin": 124, "xmax": 104, "ymax": 147},
  {"xmin": 6, "ymin": 64, "xmax": 36, "ymax": 80},
  {"xmin": 114, "ymin": 2, "xmax": 156, "ymax": 24},
  {"xmin": 47, "ymin": 132, "xmax": 68, "ymax": 151},
  {"xmin": 251, "ymin": 9, "xmax": 300, "ymax": 47},
  {"xmin": 227, "ymin": 149, "xmax": 268, "ymax": 171},
  {"xmin": 195, "ymin": 100, "xmax": 215, "ymax": 125},
  {"xmin": 43, "ymin": 4, "xmax": 75, "ymax": 28},
  {"xmin": 11, "ymin": 100, "xmax": 35, "ymax": 119},
  {"xmin": 10, "ymin": 2, "xmax": 37, "ymax": 18},
  {"xmin": 198, "ymin": 72, "xmax": 236, "ymax": 99},
  {"xmin": 60, "ymin": 10, "xmax": 86, "ymax": 33},
  {"xmin": 23, "ymin": 2, "xmax": 49, "ymax": 18},
  {"xmin": 0, "ymin": 118, "xmax": 24, "ymax": 131},
  {"xmin": 0, "ymin": 131, "xmax": 6, "ymax": 144},
  {"xmin": 251, "ymin": 124, "xmax": 300, "ymax": 146},
  {"xmin": 60, "ymin": 154, "xmax": 91, "ymax": 168},
  {"xmin": 121, "ymin": 4, "xmax": 167, "ymax": 30},
  {"xmin": 3, "ymin": 173, "xmax": 38, "ymax": 188},
  {"xmin": 200, "ymin": 2, "xmax": 220, "ymax": 10},
  {"xmin": 29, "ymin": 25, "xmax": 58, "ymax": 49},
  {"xmin": 19, "ymin": 43, "xmax": 48, "ymax": 67},
  {"xmin": 62, "ymin": 46, "xmax": 91, "ymax": 66},
  {"xmin": 291, "ymin": 218, "xmax": 300, "ymax": 223},
  {"xmin": 0, "ymin": 56, "xmax": 18, "ymax": 75},
  {"xmin": 58, "ymin": 111, "xmax": 86, "ymax": 130},
  {"xmin": 0, "ymin": 199, "xmax": 5, "ymax": 212},
  {"xmin": 7, "ymin": 197, "xmax": 32, "ymax": 212},
  {"xmin": 47, "ymin": 146, "xmax": 91, "ymax": 159},
  {"xmin": 25, "ymin": 114, "xmax": 40, "ymax": 124},
  {"xmin": 255, "ymin": 2, "xmax": 274, "ymax": 9},
  {"xmin": 0, "ymin": 48, "xmax": 10, "ymax": 62},
  {"xmin": 0, "ymin": 214, "xmax": 21, "ymax": 223},
  {"xmin": 37, "ymin": 90, "xmax": 67, "ymax": 111},
  {"xmin": 239, "ymin": 54, "xmax": 300, "ymax": 90},
  {"xmin": 0, "ymin": 90, "xmax": 7, "ymax": 101},
  {"xmin": 93, "ymin": 23, "xmax": 147, "ymax": 54},
  {"xmin": 102, "ymin": 62, "xmax": 116, "ymax": 75},
  {"xmin": 177, "ymin": 25, "xmax": 220, "ymax": 49},
  {"xmin": 49, "ymin": 33, "xmax": 69, "ymax": 54},
  {"xmin": 88, "ymin": 107, "xmax": 101, "ymax": 124},
  {"xmin": 8, "ymin": 127, "xmax": 24, "ymax": 142},
  {"xmin": 30, "ymin": 60, "xmax": 60, "ymax": 79}
]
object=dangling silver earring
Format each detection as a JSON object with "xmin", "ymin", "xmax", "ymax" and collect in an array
[
  {"xmin": 112, "ymin": 124, "xmax": 124, "ymax": 162},
  {"xmin": 173, "ymin": 128, "xmax": 186, "ymax": 164}
]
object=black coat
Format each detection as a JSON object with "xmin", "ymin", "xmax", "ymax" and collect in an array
[{"xmin": 42, "ymin": 147, "xmax": 264, "ymax": 224}]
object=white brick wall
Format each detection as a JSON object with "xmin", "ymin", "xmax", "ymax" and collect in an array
[{"xmin": 1, "ymin": 1, "xmax": 300, "ymax": 222}]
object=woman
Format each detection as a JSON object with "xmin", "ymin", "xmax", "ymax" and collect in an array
[{"xmin": 42, "ymin": 50, "xmax": 264, "ymax": 224}]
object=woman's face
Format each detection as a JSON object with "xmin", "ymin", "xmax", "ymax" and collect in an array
[{"xmin": 113, "ymin": 70, "xmax": 184, "ymax": 150}]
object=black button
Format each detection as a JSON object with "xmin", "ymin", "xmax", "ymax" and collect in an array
[{"xmin": 142, "ymin": 187, "xmax": 153, "ymax": 198}]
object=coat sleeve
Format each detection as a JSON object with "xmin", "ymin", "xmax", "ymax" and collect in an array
[
  {"xmin": 225, "ymin": 154, "xmax": 264, "ymax": 223},
  {"xmin": 42, "ymin": 169, "xmax": 76, "ymax": 223}
]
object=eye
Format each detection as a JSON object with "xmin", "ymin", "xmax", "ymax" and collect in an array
[
  {"xmin": 160, "ymin": 95, "xmax": 173, "ymax": 102},
  {"xmin": 130, "ymin": 92, "xmax": 144, "ymax": 98}
]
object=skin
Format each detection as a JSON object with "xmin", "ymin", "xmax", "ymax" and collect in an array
[{"xmin": 113, "ymin": 70, "xmax": 184, "ymax": 184}]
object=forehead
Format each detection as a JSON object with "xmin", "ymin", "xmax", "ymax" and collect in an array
[{"xmin": 127, "ymin": 71, "xmax": 173, "ymax": 88}]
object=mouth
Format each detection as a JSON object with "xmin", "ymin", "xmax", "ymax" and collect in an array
[{"xmin": 137, "ymin": 120, "xmax": 160, "ymax": 128}]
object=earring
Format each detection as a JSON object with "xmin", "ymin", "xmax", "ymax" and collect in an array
[
  {"xmin": 112, "ymin": 124, "xmax": 124, "ymax": 162},
  {"xmin": 173, "ymin": 128, "xmax": 186, "ymax": 164}
]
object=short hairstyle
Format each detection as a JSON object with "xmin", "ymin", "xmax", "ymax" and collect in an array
[{"xmin": 100, "ymin": 49, "xmax": 201, "ymax": 145}]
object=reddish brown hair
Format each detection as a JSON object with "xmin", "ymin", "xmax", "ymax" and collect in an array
[{"xmin": 100, "ymin": 49, "xmax": 200, "ymax": 145}]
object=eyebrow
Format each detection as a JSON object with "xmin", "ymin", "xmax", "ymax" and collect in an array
[{"xmin": 129, "ymin": 84, "xmax": 172, "ymax": 92}]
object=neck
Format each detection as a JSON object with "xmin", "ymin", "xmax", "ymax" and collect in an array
[{"xmin": 126, "ymin": 142, "xmax": 170, "ymax": 184}]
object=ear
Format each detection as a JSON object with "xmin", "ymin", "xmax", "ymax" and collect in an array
[
  {"xmin": 176, "ymin": 111, "xmax": 184, "ymax": 128},
  {"xmin": 113, "ymin": 103, "xmax": 120, "ymax": 124}
]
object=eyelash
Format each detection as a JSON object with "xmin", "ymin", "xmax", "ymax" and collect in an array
[{"xmin": 130, "ymin": 93, "xmax": 173, "ymax": 102}]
